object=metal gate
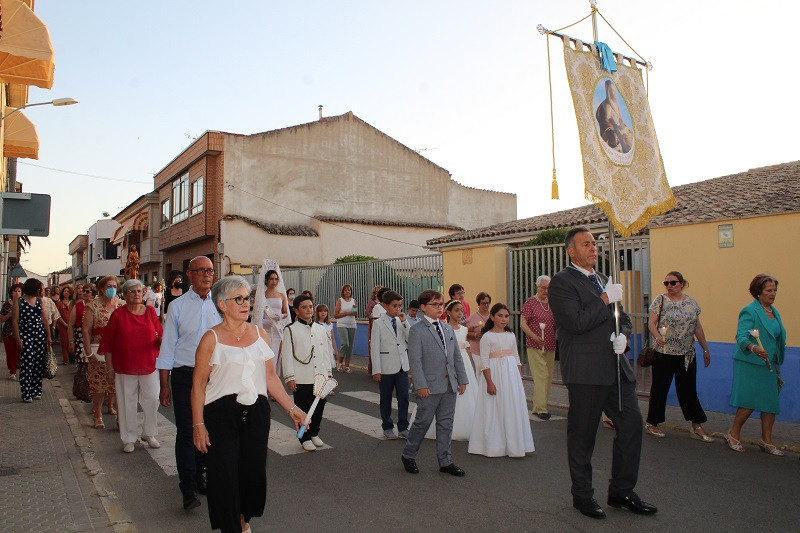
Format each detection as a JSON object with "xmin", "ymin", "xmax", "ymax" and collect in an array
[
  {"xmin": 507, "ymin": 236, "xmax": 652, "ymax": 393},
  {"xmin": 276, "ymin": 254, "xmax": 443, "ymax": 319}
]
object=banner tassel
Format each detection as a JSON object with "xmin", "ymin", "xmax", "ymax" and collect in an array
[{"xmin": 551, "ymin": 168, "xmax": 559, "ymax": 199}]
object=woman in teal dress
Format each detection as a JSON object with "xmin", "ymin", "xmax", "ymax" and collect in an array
[{"xmin": 724, "ymin": 274, "xmax": 786, "ymax": 456}]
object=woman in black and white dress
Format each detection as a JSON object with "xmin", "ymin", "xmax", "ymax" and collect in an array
[{"xmin": 13, "ymin": 279, "xmax": 51, "ymax": 403}]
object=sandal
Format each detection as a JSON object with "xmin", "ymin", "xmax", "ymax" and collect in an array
[
  {"xmin": 93, "ymin": 415, "xmax": 105, "ymax": 429},
  {"xmin": 757, "ymin": 439, "xmax": 785, "ymax": 456},
  {"xmin": 108, "ymin": 406, "xmax": 118, "ymax": 416},
  {"xmin": 602, "ymin": 418, "xmax": 616, "ymax": 430},
  {"xmin": 691, "ymin": 426, "xmax": 714, "ymax": 443},
  {"xmin": 344, "ymin": 367, "xmax": 352, "ymax": 374},
  {"xmin": 336, "ymin": 364, "xmax": 343, "ymax": 373},
  {"xmin": 723, "ymin": 433, "xmax": 744, "ymax": 453},
  {"xmin": 645, "ymin": 423, "xmax": 665, "ymax": 438}
]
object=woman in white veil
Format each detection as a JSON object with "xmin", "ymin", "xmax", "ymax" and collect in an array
[{"xmin": 252, "ymin": 259, "xmax": 291, "ymax": 377}]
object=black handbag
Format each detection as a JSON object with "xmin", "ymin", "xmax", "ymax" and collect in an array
[{"xmin": 638, "ymin": 296, "xmax": 664, "ymax": 368}]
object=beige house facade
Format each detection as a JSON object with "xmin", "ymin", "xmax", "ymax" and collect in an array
[{"xmin": 156, "ymin": 111, "xmax": 516, "ymax": 274}]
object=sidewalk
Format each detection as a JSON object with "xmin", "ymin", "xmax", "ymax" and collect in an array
[
  {"xmin": 348, "ymin": 353, "xmax": 800, "ymax": 454},
  {"xmin": 1, "ymin": 345, "xmax": 132, "ymax": 532}
]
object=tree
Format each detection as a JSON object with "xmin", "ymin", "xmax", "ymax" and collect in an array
[
  {"xmin": 518, "ymin": 228, "xmax": 569, "ymax": 248},
  {"xmin": 333, "ymin": 254, "xmax": 379, "ymax": 264}
]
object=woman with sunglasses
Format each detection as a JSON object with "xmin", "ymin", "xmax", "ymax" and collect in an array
[
  {"xmin": 645, "ymin": 271, "xmax": 713, "ymax": 441},
  {"xmin": 192, "ymin": 276, "xmax": 306, "ymax": 532}
]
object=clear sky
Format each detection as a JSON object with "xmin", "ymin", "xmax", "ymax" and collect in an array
[{"xmin": 19, "ymin": 0, "xmax": 800, "ymax": 275}]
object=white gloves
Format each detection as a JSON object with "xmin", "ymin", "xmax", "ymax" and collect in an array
[
  {"xmin": 603, "ymin": 279, "xmax": 623, "ymax": 304},
  {"xmin": 610, "ymin": 333, "xmax": 627, "ymax": 355}
]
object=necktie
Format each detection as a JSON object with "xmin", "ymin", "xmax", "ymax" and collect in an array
[
  {"xmin": 391, "ymin": 317, "xmax": 397, "ymax": 335},
  {"xmin": 588, "ymin": 273, "xmax": 604, "ymax": 293},
  {"xmin": 433, "ymin": 320, "xmax": 445, "ymax": 347}
]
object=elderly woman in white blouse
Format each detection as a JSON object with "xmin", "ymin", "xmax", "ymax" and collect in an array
[{"xmin": 192, "ymin": 276, "xmax": 306, "ymax": 533}]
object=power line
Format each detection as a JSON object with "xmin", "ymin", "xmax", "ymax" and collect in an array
[
  {"xmin": 226, "ymin": 182, "xmax": 429, "ymax": 249},
  {"xmin": 18, "ymin": 161, "xmax": 153, "ymax": 184}
]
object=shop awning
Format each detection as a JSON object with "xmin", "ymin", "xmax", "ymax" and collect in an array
[
  {"xmin": 111, "ymin": 218, "xmax": 134, "ymax": 245},
  {"xmin": 0, "ymin": 0, "xmax": 56, "ymax": 89},
  {"xmin": 111, "ymin": 212, "xmax": 149, "ymax": 244},
  {"xmin": 3, "ymin": 109, "xmax": 39, "ymax": 159},
  {"xmin": 132, "ymin": 211, "xmax": 149, "ymax": 231}
]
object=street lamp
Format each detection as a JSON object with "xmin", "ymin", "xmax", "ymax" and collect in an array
[{"xmin": 2, "ymin": 97, "xmax": 78, "ymax": 120}]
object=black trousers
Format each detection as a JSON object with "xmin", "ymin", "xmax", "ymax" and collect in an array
[
  {"xmin": 171, "ymin": 366, "xmax": 206, "ymax": 495},
  {"xmin": 205, "ymin": 395, "xmax": 270, "ymax": 533},
  {"xmin": 646, "ymin": 351, "xmax": 707, "ymax": 426},
  {"xmin": 566, "ymin": 378, "xmax": 642, "ymax": 500},
  {"xmin": 293, "ymin": 384, "xmax": 326, "ymax": 443},
  {"xmin": 379, "ymin": 370, "xmax": 410, "ymax": 431}
]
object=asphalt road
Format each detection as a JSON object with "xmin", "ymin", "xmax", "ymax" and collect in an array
[{"xmin": 55, "ymin": 365, "xmax": 800, "ymax": 532}]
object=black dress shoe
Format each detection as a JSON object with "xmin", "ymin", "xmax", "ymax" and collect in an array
[
  {"xmin": 438, "ymin": 463, "xmax": 466, "ymax": 477},
  {"xmin": 183, "ymin": 491, "xmax": 201, "ymax": 510},
  {"xmin": 573, "ymin": 497, "xmax": 606, "ymax": 519},
  {"xmin": 196, "ymin": 471, "xmax": 207, "ymax": 495},
  {"xmin": 401, "ymin": 456, "xmax": 419, "ymax": 474},
  {"xmin": 535, "ymin": 412, "xmax": 552, "ymax": 420},
  {"xmin": 607, "ymin": 493, "xmax": 657, "ymax": 514}
]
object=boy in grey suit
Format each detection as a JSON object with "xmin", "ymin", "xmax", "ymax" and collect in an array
[
  {"xmin": 401, "ymin": 290, "xmax": 469, "ymax": 476},
  {"xmin": 370, "ymin": 290, "xmax": 411, "ymax": 439}
]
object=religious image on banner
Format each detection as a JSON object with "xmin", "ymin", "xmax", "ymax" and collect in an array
[{"xmin": 563, "ymin": 38, "xmax": 675, "ymax": 237}]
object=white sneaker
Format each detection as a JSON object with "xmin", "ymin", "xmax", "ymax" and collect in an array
[
  {"xmin": 142, "ymin": 435, "xmax": 161, "ymax": 449},
  {"xmin": 123, "ymin": 442, "xmax": 135, "ymax": 453},
  {"xmin": 301, "ymin": 440, "xmax": 317, "ymax": 452},
  {"xmin": 310, "ymin": 436, "xmax": 325, "ymax": 447}
]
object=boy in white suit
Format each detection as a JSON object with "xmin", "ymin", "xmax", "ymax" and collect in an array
[{"xmin": 370, "ymin": 290, "xmax": 410, "ymax": 439}]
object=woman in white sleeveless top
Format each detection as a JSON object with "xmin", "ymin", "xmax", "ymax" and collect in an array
[
  {"xmin": 334, "ymin": 284, "xmax": 358, "ymax": 373},
  {"xmin": 192, "ymin": 276, "xmax": 306, "ymax": 533}
]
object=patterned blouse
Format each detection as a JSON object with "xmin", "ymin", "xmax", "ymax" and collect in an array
[
  {"xmin": 650, "ymin": 294, "xmax": 701, "ymax": 356},
  {"xmin": 86, "ymin": 297, "xmax": 123, "ymax": 344}
]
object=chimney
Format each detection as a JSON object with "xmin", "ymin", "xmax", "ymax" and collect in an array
[{"xmin": 318, "ymin": 105, "xmax": 323, "ymax": 120}]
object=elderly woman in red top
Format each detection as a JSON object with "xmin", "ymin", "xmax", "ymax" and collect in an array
[
  {"xmin": 55, "ymin": 286, "xmax": 73, "ymax": 364},
  {"xmin": 99, "ymin": 279, "xmax": 163, "ymax": 453},
  {"xmin": 520, "ymin": 275, "xmax": 557, "ymax": 420}
]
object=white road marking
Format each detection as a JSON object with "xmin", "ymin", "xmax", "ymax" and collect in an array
[
  {"xmin": 322, "ymin": 403, "xmax": 388, "ymax": 439},
  {"xmin": 268, "ymin": 419, "xmax": 332, "ymax": 455},
  {"xmin": 339, "ymin": 390, "xmax": 421, "ymax": 435},
  {"xmin": 528, "ymin": 413, "xmax": 566, "ymax": 422},
  {"xmin": 137, "ymin": 412, "xmax": 177, "ymax": 476}
]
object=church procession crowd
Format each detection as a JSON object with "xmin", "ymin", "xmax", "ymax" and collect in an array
[{"xmin": 1, "ymin": 228, "xmax": 788, "ymax": 532}]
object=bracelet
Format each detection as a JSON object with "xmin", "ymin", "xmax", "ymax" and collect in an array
[
  {"xmin": 703, "ymin": 349, "xmax": 709, "ymax": 353},
  {"xmin": 288, "ymin": 405, "xmax": 296, "ymax": 415},
  {"xmin": 193, "ymin": 422, "xmax": 205, "ymax": 427}
]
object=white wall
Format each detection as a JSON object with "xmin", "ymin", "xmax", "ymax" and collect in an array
[{"xmin": 222, "ymin": 113, "xmax": 516, "ymax": 234}]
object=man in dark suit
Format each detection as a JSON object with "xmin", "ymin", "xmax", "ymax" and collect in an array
[{"xmin": 549, "ymin": 227, "xmax": 657, "ymax": 519}]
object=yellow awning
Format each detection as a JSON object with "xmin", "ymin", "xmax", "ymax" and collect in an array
[
  {"xmin": 3, "ymin": 109, "xmax": 38, "ymax": 159},
  {"xmin": 0, "ymin": 0, "xmax": 55, "ymax": 89}
]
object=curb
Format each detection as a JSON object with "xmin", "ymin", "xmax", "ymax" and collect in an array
[{"xmin": 50, "ymin": 377, "xmax": 136, "ymax": 532}]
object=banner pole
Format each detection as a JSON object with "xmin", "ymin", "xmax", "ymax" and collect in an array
[{"xmin": 591, "ymin": 0, "xmax": 623, "ymax": 410}]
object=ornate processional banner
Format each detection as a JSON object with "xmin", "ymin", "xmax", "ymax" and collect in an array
[{"xmin": 563, "ymin": 40, "xmax": 675, "ymax": 237}]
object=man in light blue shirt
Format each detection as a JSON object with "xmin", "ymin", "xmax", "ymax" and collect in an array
[{"xmin": 156, "ymin": 256, "xmax": 221, "ymax": 510}]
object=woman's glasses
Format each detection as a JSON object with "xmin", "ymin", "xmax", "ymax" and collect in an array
[
  {"xmin": 226, "ymin": 295, "xmax": 253, "ymax": 305},
  {"xmin": 663, "ymin": 280, "xmax": 680, "ymax": 287}
]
